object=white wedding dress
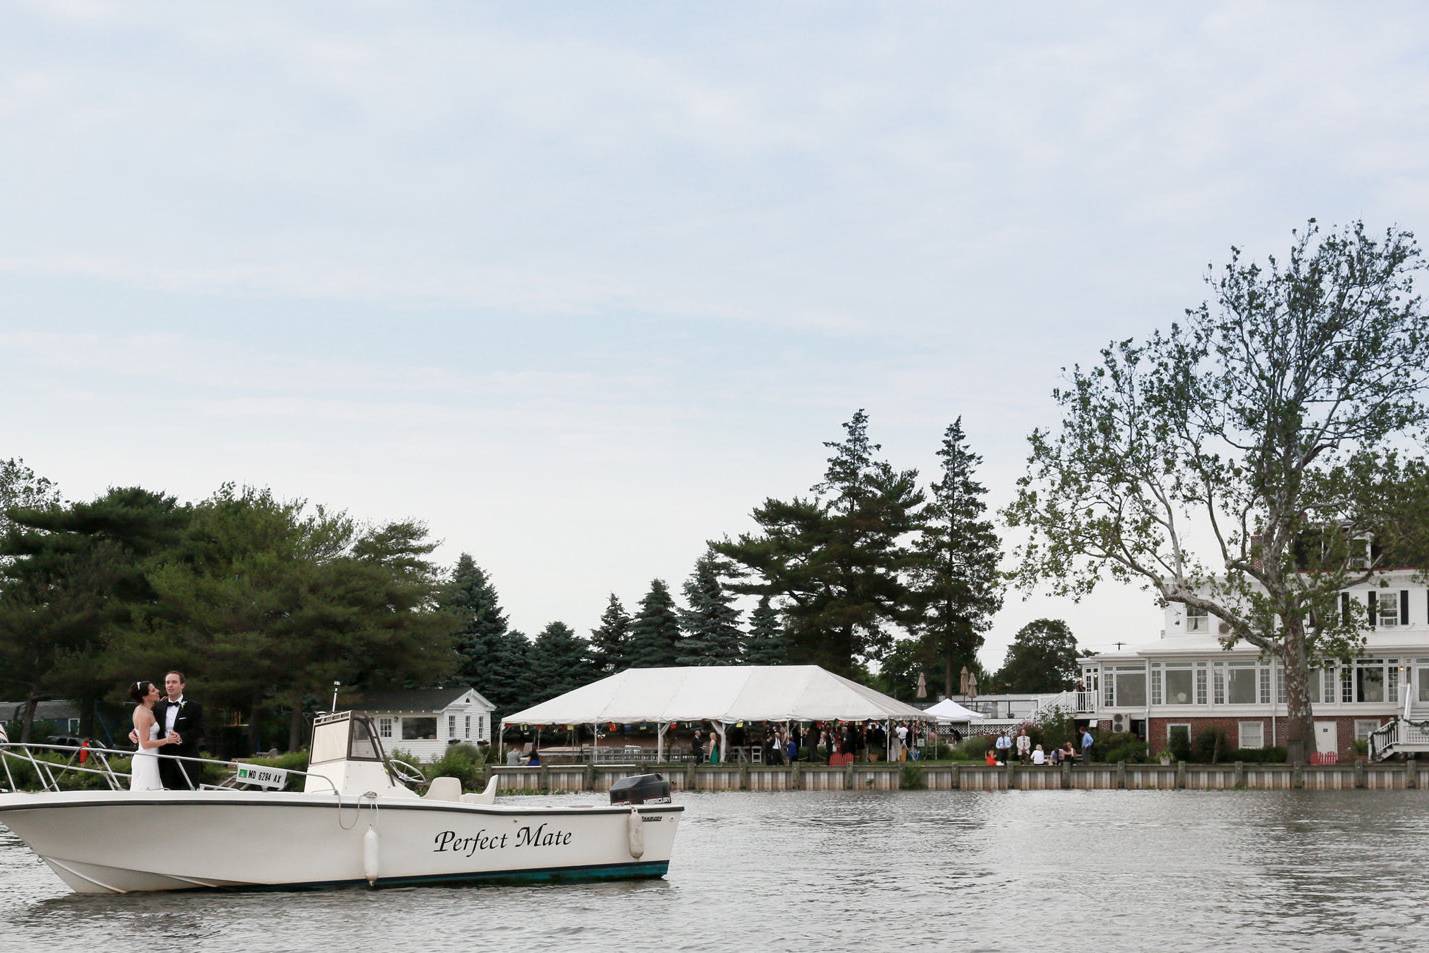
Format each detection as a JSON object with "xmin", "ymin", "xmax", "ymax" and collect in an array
[{"xmin": 130, "ymin": 715, "xmax": 163, "ymax": 792}]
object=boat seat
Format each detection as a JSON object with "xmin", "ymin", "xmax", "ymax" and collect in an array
[
  {"xmin": 424, "ymin": 777, "xmax": 462, "ymax": 801},
  {"xmin": 460, "ymin": 777, "xmax": 498, "ymax": 805}
]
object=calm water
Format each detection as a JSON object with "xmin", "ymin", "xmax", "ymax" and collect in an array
[{"xmin": 3, "ymin": 791, "xmax": 1427, "ymax": 952}]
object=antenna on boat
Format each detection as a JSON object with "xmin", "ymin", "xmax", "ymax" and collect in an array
[{"xmin": 331, "ymin": 681, "xmax": 341, "ymax": 714}]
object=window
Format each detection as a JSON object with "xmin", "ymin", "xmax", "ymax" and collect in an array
[
  {"xmin": 377, "ymin": 717, "xmax": 393, "ymax": 739},
  {"xmin": 1341, "ymin": 667, "xmax": 1355, "ymax": 704},
  {"xmin": 1356, "ymin": 662, "xmax": 1385, "ymax": 703},
  {"xmin": 448, "ymin": 714, "xmax": 457, "ymax": 738},
  {"xmin": 1377, "ymin": 592, "xmax": 1400, "ymax": 627},
  {"xmin": 1112, "ymin": 668, "xmax": 1147, "ymax": 707},
  {"xmin": 1308, "ymin": 668, "xmax": 1322, "ymax": 704},
  {"xmin": 1186, "ymin": 605, "xmax": 1209, "ymax": 633},
  {"xmin": 1227, "ymin": 666, "xmax": 1256, "ymax": 704},
  {"xmin": 1259, "ymin": 667, "xmax": 1271, "ymax": 704},
  {"xmin": 1196, "ymin": 666, "xmax": 1208, "ymax": 705},
  {"xmin": 1165, "ymin": 668, "xmax": 1194, "ymax": 705},
  {"xmin": 1213, "ymin": 667, "xmax": 1226, "ymax": 705},
  {"xmin": 1354, "ymin": 719, "xmax": 1383, "ymax": 742},
  {"xmin": 464, "ymin": 715, "xmax": 471, "ymax": 739},
  {"xmin": 401, "ymin": 717, "xmax": 438, "ymax": 741},
  {"xmin": 1151, "ymin": 664, "xmax": 1163, "ymax": 705},
  {"xmin": 1238, "ymin": 722, "xmax": 1264, "ymax": 750},
  {"xmin": 66, "ymin": 717, "xmax": 81, "ymax": 733},
  {"xmin": 478, "ymin": 715, "xmax": 486, "ymax": 738}
]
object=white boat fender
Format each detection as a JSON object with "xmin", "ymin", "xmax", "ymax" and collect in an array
[
  {"xmin": 363, "ymin": 827, "xmax": 380, "ymax": 886},
  {"xmin": 627, "ymin": 806, "xmax": 645, "ymax": 860}
]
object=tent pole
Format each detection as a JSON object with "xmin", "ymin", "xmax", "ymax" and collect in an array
[
  {"xmin": 498, "ymin": 722, "xmax": 504, "ymax": 764},
  {"xmin": 657, "ymin": 723, "xmax": 668, "ymax": 763},
  {"xmin": 592, "ymin": 722, "xmax": 599, "ymax": 764}
]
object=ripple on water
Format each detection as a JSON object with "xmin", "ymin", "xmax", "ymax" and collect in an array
[{"xmin": 3, "ymin": 790, "xmax": 1429, "ymax": 953}]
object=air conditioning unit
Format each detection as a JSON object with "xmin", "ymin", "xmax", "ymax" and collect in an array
[{"xmin": 1111, "ymin": 714, "xmax": 1125, "ymax": 732}]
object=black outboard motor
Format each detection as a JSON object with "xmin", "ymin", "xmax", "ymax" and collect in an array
[{"xmin": 609, "ymin": 773, "xmax": 672, "ymax": 805}]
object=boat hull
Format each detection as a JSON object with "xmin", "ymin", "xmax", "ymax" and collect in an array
[{"xmin": 0, "ymin": 790, "xmax": 682, "ymax": 894}]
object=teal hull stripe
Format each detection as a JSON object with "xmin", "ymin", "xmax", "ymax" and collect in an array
[{"xmin": 198, "ymin": 860, "xmax": 670, "ymax": 893}]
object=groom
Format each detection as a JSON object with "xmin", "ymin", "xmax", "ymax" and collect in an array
[{"xmin": 155, "ymin": 670, "xmax": 205, "ymax": 790}]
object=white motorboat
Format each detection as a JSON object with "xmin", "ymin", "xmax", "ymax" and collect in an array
[{"xmin": 0, "ymin": 711, "xmax": 682, "ymax": 894}]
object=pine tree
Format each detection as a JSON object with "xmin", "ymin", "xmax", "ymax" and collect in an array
[
  {"xmin": 438, "ymin": 554, "xmax": 509, "ymax": 688},
  {"xmin": 589, "ymin": 593, "xmax": 631, "ymax": 674},
  {"xmin": 677, "ymin": 552, "xmax": 743, "ymax": 665},
  {"xmin": 910, "ymin": 418, "xmax": 1004, "ymax": 697},
  {"xmin": 715, "ymin": 409, "xmax": 924, "ymax": 675},
  {"xmin": 626, "ymin": 578, "xmax": 681, "ymax": 668},
  {"xmin": 488, "ymin": 628, "xmax": 533, "ymax": 722},
  {"xmin": 743, "ymin": 595, "xmax": 786, "ymax": 665},
  {"xmin": 527, "ymin": 621, "xmax": 592, "ymax": 704}
]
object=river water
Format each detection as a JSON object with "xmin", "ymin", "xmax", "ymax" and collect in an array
[{"xmin": 2, "ymin": 790, "xmax": 1427, "ymax": 952}]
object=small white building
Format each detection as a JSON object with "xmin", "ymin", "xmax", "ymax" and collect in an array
[{"xmin": 358, "ymin": 687, "xmax": 495, "ymax": 761}]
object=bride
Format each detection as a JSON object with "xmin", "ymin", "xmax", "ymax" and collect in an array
[{"xmin": 129, "ymin": 680, "xmax": 179, "ymax": 792}]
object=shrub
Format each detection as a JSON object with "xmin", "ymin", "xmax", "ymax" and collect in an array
[
  {"xmin": 1168, "ymin": 732, "xmax": 1193, "ymax": 763},
  {"xmin": 1225, "ymin": 747, "xmax": 1287, "ymax": 763},
  {"xmin": 1094, "ymin": 731, "xmax": 1149, "ymax": 764},
  {"xmin": 1192, "ymin": 727, "xmax": 1231, "ymax": 764},
  {"xmin": 951, "ymin": 735, "xmax": 994, "ymax": 761},
  {"xmin": 899, "ymin": 763, "xmax": 925, "ymax": 789},
  {"xmin": 1352, "ymin": 739, "xmax": 1369, "ymax": 756},
  {"xmin": 426, "ymin": 743, "xmax": 488, "ymax": 792}
]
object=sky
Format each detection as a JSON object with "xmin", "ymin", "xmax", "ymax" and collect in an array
[{"xmin": 3, "ymin": 2, "xmax": 1428, "ymax": 674}]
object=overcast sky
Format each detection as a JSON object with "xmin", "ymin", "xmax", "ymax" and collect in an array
[{"xmin": 3, "ymin": 2, "xmax": 1428, "ymax": 674}]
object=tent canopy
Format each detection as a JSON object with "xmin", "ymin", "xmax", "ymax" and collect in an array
[
  {"xmin": 501, "ymin": 665, "xmax": 935, "ymax": 728},
  {"xmin": 922, "ymin": 698, "xmax": 986, "ymax": 722}
]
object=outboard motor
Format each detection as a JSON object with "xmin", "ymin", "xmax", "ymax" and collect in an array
[{"xmin": 609, "ymin": 773, "xmax": 672, "ymax": 805}]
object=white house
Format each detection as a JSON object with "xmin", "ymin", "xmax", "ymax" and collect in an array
[
  {"xmin": 357, "ymin": 687, "xmax": 495, "ymax": 761},
  {"xmin": 1076, "ymin": 568, "xmax": 1429, "ymax": 759}
]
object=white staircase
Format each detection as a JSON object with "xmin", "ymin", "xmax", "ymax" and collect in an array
[{"xmin": 1368, "ymin": 687, "xmax": 1429, "ymax": 761}]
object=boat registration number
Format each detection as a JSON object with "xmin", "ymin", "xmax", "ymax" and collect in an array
[{"xmin": 235, "ymin": 764, "xmax": 289, "ymax": 789}]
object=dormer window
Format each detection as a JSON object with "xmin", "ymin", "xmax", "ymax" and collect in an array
[{"xmin": 1186, "ymin": 605, "xmax": 1210, "ymax": 633}]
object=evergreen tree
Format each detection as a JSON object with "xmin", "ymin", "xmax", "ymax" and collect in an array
[
  {"xmin": 589, "ymin": 593, "xmax": 631, "ymax": 674},
  {"xmin": 715, "ymin": 409, "xmax": 924, "ymax": 675},
  {"xmin": 626, "ymin": 578, "xmax": 681, "ymax": 667},
  {"xmin": 489, "ymin": 628, "xmax": 534, "ymax": 720},
  {"xmin": 742, "ymin": 595, "xmax": 786, "ymax": 665},
  {"xmin": 677, "ymin": 552, "xmax": 743, "ymax": 665},
  {"xmin": 439, "ymin": 554, "xmax": 509, "ymax": 687},
  {"xmin": 910, "ymin": 418, "xmax": 1004, "ymax": 698},
  {"xmin": 527, "ymin": 621, "xmax": 592, "ymax": 704}
]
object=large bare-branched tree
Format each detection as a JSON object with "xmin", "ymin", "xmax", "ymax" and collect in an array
[{"xmin": 1005, "ymin": 221, "xmax": 1429, "ymax": 762}]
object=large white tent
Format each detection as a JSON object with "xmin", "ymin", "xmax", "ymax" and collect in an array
[{"xmin": 501, "ymin": 665, "xmax": 936, "ymax": 761}]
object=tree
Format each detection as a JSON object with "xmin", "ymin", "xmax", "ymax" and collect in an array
[
  {"xmin": 677, "ymin": 552, "xmax": 743, "ymax": 665},
  {"xmin": 715, "ymin": 410, "xmax": 924, "ymax": 675},
  {"xmin": 626, "ymin": 579, "xmax": 682, "ymax": 668},
  {"xmin": 488, "ymin": 628, "xmax": 534, "ymax": 722},
  {"xmin": 589, "ymin": 594, "xmax": 631, "ymax": 675},
  {"xmin": 743, "ymin": 595, "xmax": 786, "ymax": 665},
  {"xmin": 0, "ymin": 458, "xmax": 59, "ymax": 558},
  {"xmin": 910, "ymin": 418, "xmax": 1004, "ymax": 698},
  {"xmin": 440, "ymin": 554, "xmax": 510, "ymax": 688},
  {"xmin": 991, "ymin": 619, "xmax": 1080, "ymax": 692},
  {"xmin": 526, "ymin": 621, "xmax": 591, "ymax": 705},
  {"xmin": 1005, "ymin": 221, "xmax": 1429, "ymax": 761},
  {"xmin": 0, "ymin": 486, "xmax": 190, "ymax": 740}
]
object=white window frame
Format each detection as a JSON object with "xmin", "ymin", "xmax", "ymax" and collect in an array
[
  {"xmin": 464, "ymin": 715, "xmax": 471, "ymax": 740},
  {"xmin": 478, "ymin": 715, "xmax": 486, "ymax": 739},
  {"xmin": 377, "ymin": 717, "xmax": 393, "ymax": 739},
  {"xmin": 447, "ymin": 714, "xmax": 457, "ymax": 738},
  {"xmin": 1164, "ymin": 666, "xmax": 1194, "ymax": 706},
  {"xmin": 1237, "ymin": 721, "xmax": 1264, "ymax": 750},
  {"xmin": 1186, "ymin": 605, "xmax": 1210, "ymax": 633},
  {"xmin": 1354, "ymin": 719, "xmax": 1382, "ymax": 742},
  {"xmin": 1377, "ymin": 591, "xmax": 1399, "ymax": 627},
  {"xmin": 1166, "ymin": 723, "xmax": 1192, "ymax": 747}
]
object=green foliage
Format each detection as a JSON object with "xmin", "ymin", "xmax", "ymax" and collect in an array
[
  {"xmin": 950, "ymin": 734, "xmax": 995, "ymax": 761},
  {"xmin": 1168, "ymin": 731, "xmax": 1193, "ymax": 763},
  {"xmin": 1225, "ymin": 747, "xmax": 1288, "ymax": 763},
  {"xmin": 441, "ymin": 554, "xmax": 509, "ymax": 690},
  {"xmin": 425, "ymin": 742, "xmax": 488, "ymax": 791},
  {"xmin": 715, "ymin": 410, "xmax": 925, "ymax": 675},
  {"xmin": 908, "ymin": 419, "xmax": 1003, "ymax": 699},
  {"xmin": 743, "ymin": 596, "xmax": 786, "ymax": 665},
  {"xmin": 1031, "ymin": 706, "xmax": 1079, "ymax": 751},
  {"xmin": 677, "ymin": 552, "xmax": 743, "ymax": 665},
  {"xmin": 1095, "ymin": 732, "xmax": 1149, "ymax": 764},
  {"xmin": 626, "ymin": 579, "xmax": 681, "ymax": 668},
  {"xmin": 1351, "ymin": 738, "xmax": 1369, "ymax": 756},
  {"xmin": 589, "ymin": 594, "xmax": 631, "ymax": 675},
  {"xmin": 527, "ymin": 622, "xmax": 591, "ymax": 705},
  {"xmin": 992, "ymin": 619, "xmax": 1080, "ymax": 693},
  {"xmin": 1192, "ymin": 727, "xmax": 1231, "ymax": 764},
  {"xmin": 899, "ymin": 763, "xmax": 925, "ymax": 789}
]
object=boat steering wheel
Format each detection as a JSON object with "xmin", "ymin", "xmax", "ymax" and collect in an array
[{"xmin": 387, "ymin": 758, "xmax": 426, "ymax": 786}]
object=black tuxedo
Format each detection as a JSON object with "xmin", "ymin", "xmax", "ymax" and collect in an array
[{"xmin": 155, "ymin": 697, "xmax": 205, "ymax": 790}]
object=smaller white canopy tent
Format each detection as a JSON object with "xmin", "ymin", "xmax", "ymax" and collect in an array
[
  {"xmin": 923, "ymin": 698, "xmax": 986, "ymax": 722},
  {"xmin": 501, "ymin": 665, "xmax": 935, "ymax": 761}
]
